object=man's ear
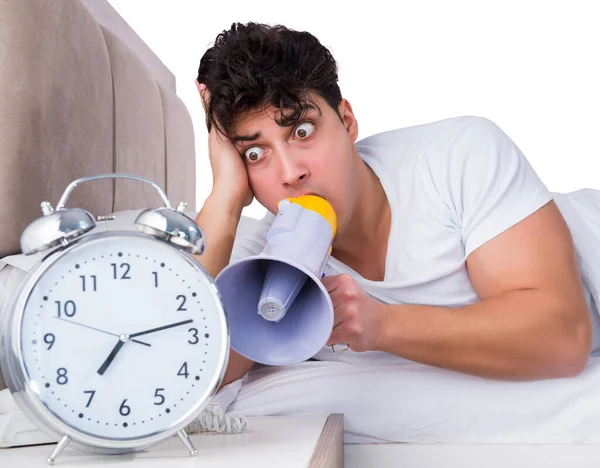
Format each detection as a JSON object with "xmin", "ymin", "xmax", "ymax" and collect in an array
[{"xmin": 338, "ymin": 98, "xmax": 359, "ymax": 143}]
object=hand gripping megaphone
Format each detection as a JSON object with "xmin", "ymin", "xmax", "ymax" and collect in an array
[{"xmin": 215, "ymin": 195, "xmax": 337, "ymax": 365}]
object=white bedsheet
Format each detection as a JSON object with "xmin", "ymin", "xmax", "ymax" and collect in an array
[{"xmin": 223, "ymin": 358, "xmax": 600, "ymax": 445}]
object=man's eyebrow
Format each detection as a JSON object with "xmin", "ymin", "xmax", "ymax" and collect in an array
[
  {"xmin": 232, "ymin": 132, "xmax": 260, "ymax": 144},
  {"xmin": 231, "ymin": 103, "xmax": 320, "ymax": 145}
]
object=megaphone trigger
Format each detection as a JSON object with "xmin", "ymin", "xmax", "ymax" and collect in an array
[{"xmin": 331, "ymin": 343, "xmax": 349, "ymax": 354}]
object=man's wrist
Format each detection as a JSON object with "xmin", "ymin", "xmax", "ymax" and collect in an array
[
  {"xmin": 374, "ymin": 302, "xmax": 395, "ymax": 352},
  {"xmin": 207, "ymin": 189, "xmax": 246, "ymax": 217}
]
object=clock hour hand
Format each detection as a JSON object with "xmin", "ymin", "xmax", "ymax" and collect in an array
[{"xmin": 97, "ymin": 339, "xmax": 125, "ymax": 376}]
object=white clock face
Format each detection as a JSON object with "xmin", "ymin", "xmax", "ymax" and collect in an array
[{"xmin": 19, "ymin": 233, "xmax": 228, "ymax": 440}]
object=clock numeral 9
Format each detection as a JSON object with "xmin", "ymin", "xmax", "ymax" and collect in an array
[
  {"xmin": 55, "ymin": 300, "xmax": 76, "ymax": 318},
  {"xmin": 119, "ymin": 399, "xmax": 131, "ymax": 416},
  {"xmin": 176, "ymin": 295, "xmax": 187, "ymax": 311},
  {"xmin": 111, "ymin": 263, "xmax": 131, "ymax": 280},
  {"xmin": 56, "ymin": 368, "xmax": 68, "ymax": 385},
  {"xmin": 154, "ymin": 388, "xmax": 165, "ymax": 405},
  {"xmin": 44, "ymin": 333, "xmax": 55, "ymax": 350},
  {"xmin": 80, "ymin": 275, "xmax": 97, "ymax": 292}
]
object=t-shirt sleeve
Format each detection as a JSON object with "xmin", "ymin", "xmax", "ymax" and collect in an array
[
  {"xmin": 228, "ymin": 211, "xmax": 274, "ymax": 264},
  {"xmin": 432, "ymin": 116, "xmax": 553, "ymax": 257}
]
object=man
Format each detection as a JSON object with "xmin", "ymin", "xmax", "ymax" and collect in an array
[{"xmin": 192, "ymin": 22, "xmax": 598, "ymax": 388}]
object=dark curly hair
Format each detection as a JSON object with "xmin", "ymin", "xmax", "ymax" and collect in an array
[{"xmin": 197, "ymin": 22, "xmax": 343, "ymax": 140}]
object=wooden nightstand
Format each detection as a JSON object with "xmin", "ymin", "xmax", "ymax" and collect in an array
[{"xmin": 0, "ymin": 414, "xmax": 344, "ymax": 467}]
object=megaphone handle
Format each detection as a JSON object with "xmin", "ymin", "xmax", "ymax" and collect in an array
[{"xmin": 321, "ymin": 272, "xmax": 350, "ymax": 354}]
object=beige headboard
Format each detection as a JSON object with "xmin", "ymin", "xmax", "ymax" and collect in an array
[{"xmin": 0, "ymin": 0, "xmax": 196, "ymax": 258}]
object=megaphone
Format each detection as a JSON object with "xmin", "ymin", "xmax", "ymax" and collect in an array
[{"xmin": 215, "ymin": 195, "xmax": 337, "ymax": 366}]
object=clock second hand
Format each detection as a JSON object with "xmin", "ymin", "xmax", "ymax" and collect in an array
[
  {"xmin": 97, "ymin": 319, "xmax": 194, "ymax": 376},
  {"xmin": 54, "ymin": 317, "xmax": 151, "ymax": 347}
]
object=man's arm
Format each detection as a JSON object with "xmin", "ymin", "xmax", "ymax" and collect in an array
[
  {"xmin": 377, "ymin": 200, "xmax": 592, "ymax": 381},
  {"xmin": 193, "ymin": 194, "xmax": 255, "ymax": 389}
]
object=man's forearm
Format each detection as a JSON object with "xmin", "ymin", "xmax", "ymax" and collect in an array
[
  {"xmin": 378, "ymin": 289, "xmax": 591, "ymax": 381},
  {"xmin": 192, "ymin": 193, "xmax": 256, "ymax": 389},
  {"xmin": 192, "ymin": 193, "xmax": 244, "ymax": 279}
]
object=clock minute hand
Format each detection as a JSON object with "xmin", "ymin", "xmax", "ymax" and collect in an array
[
  {"xmin": 55, "ymin": 317, "xmax": 151, "ymax": 347},
  {"xmin": 97, "ymin": 319, "xmax": 194, "ymax": 376},
  {"xmin": 129, "ymin": 319, "xmax": 194, "ymax": 338}
]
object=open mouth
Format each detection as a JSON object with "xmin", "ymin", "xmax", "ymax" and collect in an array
[{"xmin": 302, "ymin": 192, "xmax": 325, "ymax": 200}]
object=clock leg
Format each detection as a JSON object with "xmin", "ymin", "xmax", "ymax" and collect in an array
[
  {"xmin": 46, "ymin": 434, "xmax": 71, "ymax": 465},
  {"xmin": 176, "ymin": 429, "xmax": 198, "ymax": 456}
]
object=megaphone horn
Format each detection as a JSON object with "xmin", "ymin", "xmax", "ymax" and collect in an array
[{"xmin": 215, "ymin": 195, "xmax": 337, "ymax": 366}]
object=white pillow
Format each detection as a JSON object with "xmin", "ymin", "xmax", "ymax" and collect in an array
[{"xmin": 227, "ymin": 358, "xmax": 600, "ymax": 445}]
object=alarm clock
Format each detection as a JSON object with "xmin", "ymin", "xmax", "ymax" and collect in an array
[{"xmin": 0, "ymin": 173, "xmax": 229, "ymax": 464}]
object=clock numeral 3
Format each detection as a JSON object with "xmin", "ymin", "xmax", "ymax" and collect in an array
[
  {"xmin": 188, "ymin": 328, "xmax": 199, "ymax": 345},
  {"xmin": 55, "ymin": 300, "xmax": 76, "ymax": 318},
  {"xmin": 154, "ymin": 388, "xmax": 165, "ymax": 405},
  {"xmin": 177, "ymin": 362, "xmax": 189, "ymax": 378},
  {"xmin": 111, "ymin": 263, "xmax": 131, "ymax": 280},
  {"xmin": 56, "ymin": 368, "xmax": 68, "ymax": 385},
  {"xmin": 119, "ymin": 399, "xmax": 131, "ymax": 416}
]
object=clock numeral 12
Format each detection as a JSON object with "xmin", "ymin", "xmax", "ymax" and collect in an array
[{"xmin": 111, "ymin": 263, "xmax": 131, "ymax": 280}]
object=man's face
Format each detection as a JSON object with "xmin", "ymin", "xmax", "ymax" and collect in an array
[{"xmin": 231, "ymin": 93, "xmax": 359, "ymax": 231}]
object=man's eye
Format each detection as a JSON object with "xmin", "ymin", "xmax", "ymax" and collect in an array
[
  {"xmin": 295, "ymin": 122, "xmax": 314, "ymax": 139},
  {"xmin": 244, "ymin": 146, "xmax": 264, "ymax": 162}
]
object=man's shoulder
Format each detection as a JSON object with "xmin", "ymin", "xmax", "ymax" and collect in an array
[
  {"xmin": 354, "ymin": 115, "xmax": 492, "ymax": 174},
  {"xmin": 355, "ymin": 115, "xmax": 487, "ymax": 149}
]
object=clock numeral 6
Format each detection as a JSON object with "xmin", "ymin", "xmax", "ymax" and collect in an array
[
  {"xmin": 119, "ymin": 399, "xmax": 131, "ymax": 416},
  {"xmin": 111, "ymin": 263, "xmax": 131, "ymax": 280},
  {"xmin": 56, "ymin": 368, "xmax": 68, "ymax": 385},
  {"xmin": 154, "ymin": 388, "xmax": 165, "ymax": 406},
  {"xmin": 55, "ymin": 300, "xmax": 76, "ymax": 318}
]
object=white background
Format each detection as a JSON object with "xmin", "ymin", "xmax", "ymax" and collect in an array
[{"xmin": 107, "ymin": 0, "xmax": 600, "ymax": 219}]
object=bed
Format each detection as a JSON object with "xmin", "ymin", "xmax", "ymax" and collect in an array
[
  {"xmin": 2, "ymin": 0, "xmax": 600, "ymax": 466},
  {"xmin": 0, "ymin": 0, "xmax": 195, "ymax": 419}
]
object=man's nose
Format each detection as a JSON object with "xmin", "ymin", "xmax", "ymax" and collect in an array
[{"xmin": 279, "ymin": 151, "xmax": 309, "ymax": 187}]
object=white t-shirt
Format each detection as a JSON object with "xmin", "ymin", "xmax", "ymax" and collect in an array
[{"xmin": 230, "ymin": 115, "xmax": 600, "ymax": 363}]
